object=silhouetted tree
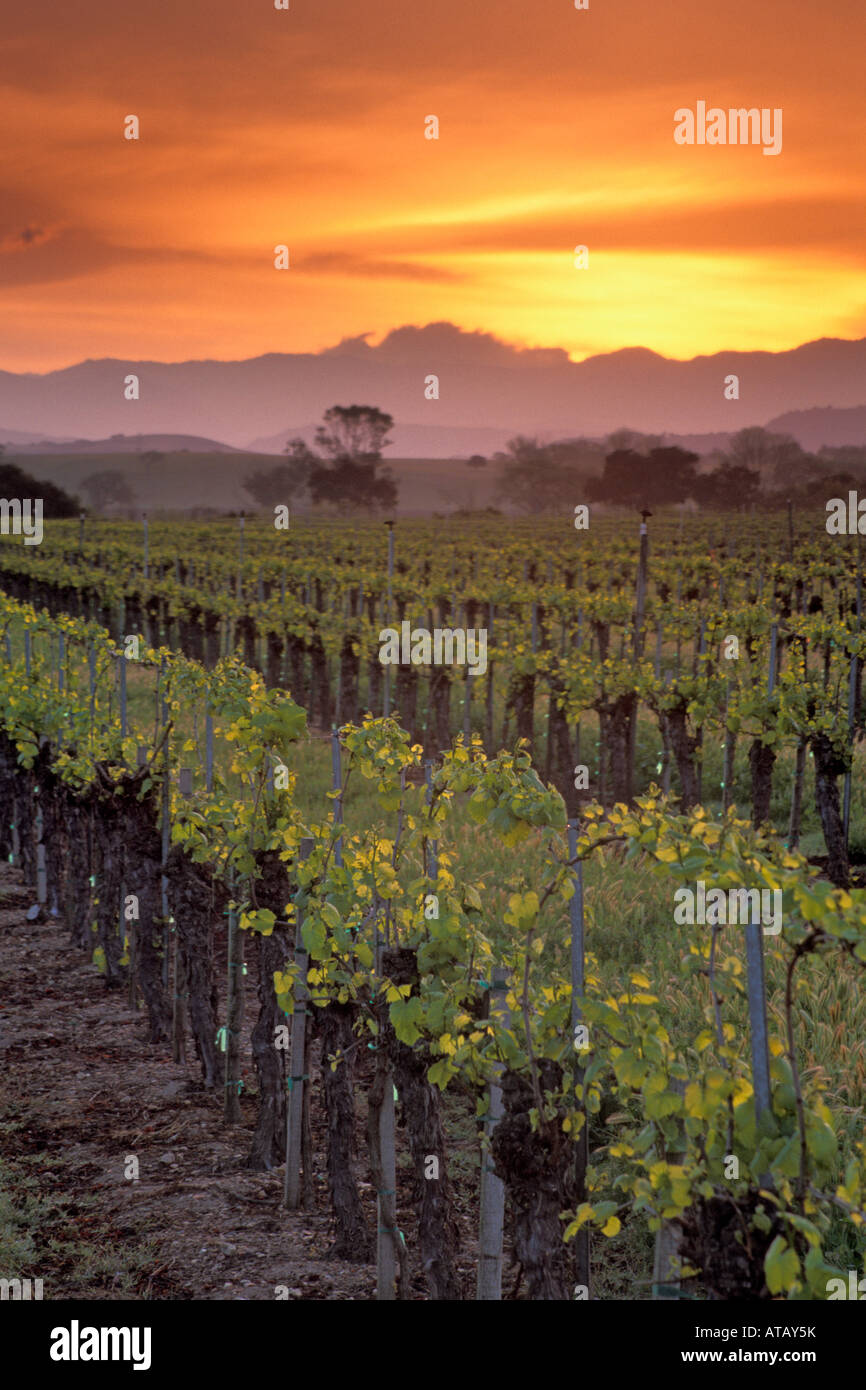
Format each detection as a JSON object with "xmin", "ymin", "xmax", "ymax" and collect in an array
[
  {"xmin": 694, "ymin": 462, "xmax": 761, "ymax": 508},
  {"xmin": 307, "ymin": 459, "xmax": 397, "ymax": 512},
  {"xmin": 588, "ymin": 445, "xmax": 699, "ymax": 507},
  {"xmin": 299, "ymin": 405, "xmax": 397, "ymax": 512},
  {"xmin": 244, "ymin": 442, "xmax": 313, "ymax": 510},
  {"xmin": 0, "ymin": 458, "xmax": 78, "ymax": 517},
  {"xmin": 314, "ymin": 404, "xmax": 394, "ymax": 462}
]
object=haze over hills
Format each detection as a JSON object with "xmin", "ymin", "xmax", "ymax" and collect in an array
[
  {"xmin": 2, "ymin": 325, "xmax": 866, "ymax": 457},
  {"xmin": 760, "ymin": 406, "xmax": 866, "ymax": 451},
  {"xmin": 247, "ymin": 421, "xmax": 513, "ymax": 459},
  {"xmin": 3, "ymin": 432, "xmax": 245, "ymax": 455},
  {"xmin": 0, "ymin": 428, "xmax": 75, "ymax": 446}
]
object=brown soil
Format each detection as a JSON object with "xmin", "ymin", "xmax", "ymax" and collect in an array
[{"xmin": 0, "ymin": 863, "xmax": 484, "ymax": 1301}]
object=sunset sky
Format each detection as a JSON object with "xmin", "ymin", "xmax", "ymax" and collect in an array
[{"xmin": 2, "ymin": 0, "xmax": 865, "ymax": 372}]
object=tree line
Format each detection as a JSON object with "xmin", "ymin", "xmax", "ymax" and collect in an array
[{"xmin": 5, "ymin": 413, "xmax": 864, "ymax": 519}]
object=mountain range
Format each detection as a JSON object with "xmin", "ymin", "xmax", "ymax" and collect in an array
[{"xmin": 2, "ymin": 324, "xmax": 866, "ymax": 457}]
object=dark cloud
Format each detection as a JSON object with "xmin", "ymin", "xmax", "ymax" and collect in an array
[
  {"xmin": 0, "ymin": 220, "xmax": 55, "ymax": 254},
  {"xmin": 299, "ymin": 253, "xmax": 461, "ymax": 283}
]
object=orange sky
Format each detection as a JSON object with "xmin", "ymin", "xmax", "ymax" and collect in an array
[{"xmin": 2, "ymin": 0, "xmax": 865, "ymax": 371}]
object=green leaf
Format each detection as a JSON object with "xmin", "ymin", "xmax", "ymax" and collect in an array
[
  {"xmin": 765, "ymin": 1235, "xmax": 800, "ymax": 1295},
  {"xmin": 391, "ymin": 996, "xmax": 424, "ymax": 1046},
  {"xmin": 302, "ymin": 917, "xmax": 329, "ymax": 960}
]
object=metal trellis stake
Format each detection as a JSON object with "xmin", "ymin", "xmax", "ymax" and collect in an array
[
  {"xmin": 477, "ymin": 964, "xmax": 509, "ymax": 1300},
  {"xmin": 284, "ymin": 836, "xmax": 314, "ymax": 1208}
]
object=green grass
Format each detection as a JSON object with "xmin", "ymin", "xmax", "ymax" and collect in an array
[{"xmin": 0, "ymin": 1141, "xmax": 160, "ymax": 1299}]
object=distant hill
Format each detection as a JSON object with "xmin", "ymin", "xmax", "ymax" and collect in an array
[
  {"xmin": 764, "ymin": 406, "xmax": 866, "ymax": 451},
  {"xmin": 11, "ymin": 432, "xmax": 244, "ymax": 455},
  {"xmin": 3, "ymin": 324, "xmax": 866, "ymax": 452},
  {"xmin": 0, "ymin": 428, "xmax": 75, "ymax": 446}
]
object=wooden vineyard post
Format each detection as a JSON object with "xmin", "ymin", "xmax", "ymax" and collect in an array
[
  {"xmin": 694, "ymin": 619, "xmax": 706, "ymax": 804},
  {"xmin": 788, "ymin": 737, "xmax": 807, "ymax": 849},
  {"xmin": 223, "ymin": 867, "xmax": 245, "ymax": 1125},
  {"xmin": 424, "ymin": 761, "xmax": 438, "ymax": 880},
  {"xmin": 205, "ymin": 705, "xmax": 214, "ymax": 793},
  {"xmin": 128, "ymin": 746, "xmax": 150, "ymax": 1009},
  {"xmin": 331, "ymin": 728, "xmax": 343, "ymax": 867},
  {"xmin": 171, "ymin": 769, "xmax": 193, "ymax": 1064},
  {"xmin": 722, "ymin": 670, "xmax": 735, "ymax": 815},
  {"xmin": 3, "ymin": 626, "xmax": 15, "ymax": 860},
  {"xmin": 842, "ymin": 655, "xmax": 857, "ymax": 845},
  {"xmin": 373, "ymin": 923, "xmax": 400, "ymax": 1300},
  {"xmin": 35, "ymin": 804, "xmax": 47, "ymax": 907},
  {"xmin": 476, "ymin": 965, "xmax": 509, "ymax": 1300},
  {"xmin": 371, "ymin": 736, "xmax": 414, "ymax": 1303},
  {"xmin": 157, "ymin": 659, "xmax": 171, "ymax": 993},
  {"xmin": 629, "ymin": 512, "xmax": 650, "ymax": 793},
  {"xmin": 568, "ymin": 819, "xmax": 590, "ymax": 1296},
  {"xmin": 858, "ymin": 530, "xmax": 863, "ymax": 725},
  {"xmin": 284, "ymin": 836, "xmax": 314, "ymax": 1209},
  {"xmin": 87, "ymin": 645, "xmax": 96, "ymax": 747},
  {"xmin": 485, "ymin": 602, "xmax": 495, "ymax": 754},
  {"xmin": 844, "ymin": 534, "xmax": 863, "ymax": 840},
  {"xmin": 383, "ymin": 520, "xmax": 395, "ymax": 717},
  {"xmin": 651, "ymin": 1077, "xmax": 687, "ymax": 1298},
  {"xmin": 675, "ymin": 571, "xmax": 682, "ymax": 677},
  {"xmin": 118, "ymin": 653, "xmax": 127, "ymax": 740},
  {"xmin": 768, "ymin": 621, "xmax": 779, "ymax": 694},
  {"xmin": 574, "ymin": 610, "xmax": 584, "ymax": 787},
  {"xmin": 661, "ymin": 670, "xmax": 674, "ymax": 796}
]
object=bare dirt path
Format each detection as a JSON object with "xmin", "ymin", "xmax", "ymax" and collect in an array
[{"xmin": 0, "ymin": 861, "xmax": 396, "ymax": 1301}]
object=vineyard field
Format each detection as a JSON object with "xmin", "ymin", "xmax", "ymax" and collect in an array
[{"xmin": 1, "ymin": 507, "xmax": 865, "ymax": 1308}]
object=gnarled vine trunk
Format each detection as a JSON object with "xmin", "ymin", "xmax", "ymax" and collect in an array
[{"xmin": 381, "ymin": 947, "xmax": 461, "ymax": 1298}]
